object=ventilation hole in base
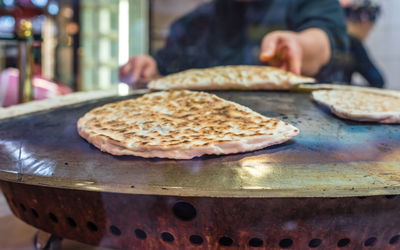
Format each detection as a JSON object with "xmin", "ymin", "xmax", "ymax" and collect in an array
[
  {"xmin": 309, "ymin": 238, "xmax": 322, "ymax": 248},
  {"xmin": 173, "ymin": 202, "xmax": 196, "ymax": 221},
  {"xmin": 385, "ymin": 195, "xmax": 396, "ymax": 199},
  {"xmin": 31, "ymin": 208, "xmax": 39, "ymax": 218},
  {"xmin": 337, "ymin": 238, "xmax": 350, "ymax": 248},
  {"xmin": 66, "ymin": 217, "xmax": 77, "ymax": 228},
  {"xmin": 110, "ymin": 225, "xmax": 121, "ymax": 236},
  {"xmin": 190, "ymin": 235, "xmax": 203, "ymax": 245},
  {"xmin": 390, "ymin": 235, "xmax": 400, "ymax": 245},
  {"xmin": 135, "ymin": 229, "xmax": 147, "ymax": 240},
  {"xmin": 364, "ymin": 237, "xmax": 377, "ymax": 247},
  {"xmin": 86, "ymin": 221, "xmax": 98, "ymax": 232},
  {"xmin": 20, "ymin": 204, "xmax": 26, "ymax": 212},
  {"xmin": 161, "ymin": 232, "xmax": 174, "ymax": 242},
  {"xmin": 49, "ymin": 213, "xmax": 58, "ymax": 223},
  {"xmin": 249, "ymin": 238, "xmax": 263, "ymax": 247},
  {"xmin": 279, "ymin": 238, "xmax": 293, "ymax": 248},
  {"xmin": 219, "ymin": 237, "xmax": 233, "ymax": 246}
]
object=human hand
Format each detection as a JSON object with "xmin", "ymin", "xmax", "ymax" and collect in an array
[
  {"xmin": 119, "ymin": 55, "xmax": 158, "ymax": 88},
  {"xmin": 259, "ymin": 31, "xmax": 303, "ymax": 75}
]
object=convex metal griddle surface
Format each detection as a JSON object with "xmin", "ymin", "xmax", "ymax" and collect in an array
[
  {"xmin": 1, "ymin": 91, "xmax": 400, "ymax": 197},
  {"xmin": 2, "ymin": 90, "xmax": 400, "ymax": 249}
]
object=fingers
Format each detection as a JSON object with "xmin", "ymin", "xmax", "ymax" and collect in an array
[
  {"xmin": 119, "ymin": 55, "xmax": 157, "ymax": 85},
  {"xmin": 143, "ymin": 59, "xmax": 156, "ymax": 79},
  {"xmin": 132, "ymin": 57, "xmax": 146, "ymax": 83},
  {"xmin": 119, "ymin": 60, "xmax": 135, "ymax": 85},
  {"xmin": 286, "ymin": 40, "xmax": 302, "ymax": 75},
  {"xmin": 263, "ymin": 42, "xmax": 285, "ymax": 67},
  {"xmin": 119, "ymin": 59, "xmax": 132, "ymax": 76},
  {"xmin": 260, "ymin": 33, "xmax": 279, "ymax": 62},
  {"xmin": 260, "ymin": 32, "xmax": 302, "ymax": 75},
  {"xmin": 280, "ymin": 60, "xmax": 289, "ymax": 72},
  {"xmin": 119, "ymin": 57, "xmax": 138, "ymax": 84}
]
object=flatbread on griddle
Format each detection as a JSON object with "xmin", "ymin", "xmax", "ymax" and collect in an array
[
  {"xmin": 77, "ymin": 90, "xmax": 299, "ymax": 159},
  {"xmin": 296, "ymin": 83, "xmax": 400, "ymax": 97},
  {"xmin": 312, "ymin": 89, "xmax": 400, "ymax": 123},
  {"xmin": 148, "ymin": 65, "xmax": 315, "ymax": 91}
]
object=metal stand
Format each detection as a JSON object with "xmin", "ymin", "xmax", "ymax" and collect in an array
[
  {"xmin": 33, "ymin": 230, "xmax": 62, "ymax": 250},
  {"xmin": 16, "ymin": 19, "xmax": 34, "ymax": 104}
]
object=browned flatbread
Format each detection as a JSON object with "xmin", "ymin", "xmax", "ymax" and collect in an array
[
  {"xmin": 77, "ymin": 90, "xmax": 299, "ymax": 159},
  {"xmin": 312, "ymin": 89, "xmax": 400, "ymax": 123},
  {"xmin": 148, "ymin": 65, "xmax": 315, "ymax": 90}
]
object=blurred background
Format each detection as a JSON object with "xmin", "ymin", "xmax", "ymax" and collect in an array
[{"xmin": 0, "ymin": 0, "xmax": 399, "ymax": 107}]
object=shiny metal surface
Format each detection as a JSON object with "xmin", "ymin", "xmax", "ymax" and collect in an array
[
  {"xmin": 17, "ymin": 19, "xmax": 34, "ymax": 104},
  {"xmin": 1, "ymin": 91, "xmax": 400, "ymax": 197}
]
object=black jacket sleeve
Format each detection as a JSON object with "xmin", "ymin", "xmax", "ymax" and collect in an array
[
  {"xmin": 287, "ymin": 0, "xmax": 349, "ymax": 82},
  {"xmin": 153, "ymin": 5, "xmax": 212, "ymax": 75},
  {"xmin": 288, "ymin": 0, "xmax": 349, "ymax": 59}
]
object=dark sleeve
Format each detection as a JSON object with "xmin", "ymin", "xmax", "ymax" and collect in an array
[
  {"xmin": 153, "ymin": 5, "xmax": 211, "ymax": 75},
  {"xmin": 350, "ymin": 36, "xmax": 385, "ymax": 88},
  {"xmin": 287, "ymin": 0, "xmax": 349, "ymax": 79}
]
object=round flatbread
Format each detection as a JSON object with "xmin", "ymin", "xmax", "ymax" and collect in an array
[
  {"xmin": 77, "ymin": 90, "xmax": 299, "ymax": 159},
  {"xmin": 312, "ymin": 89, "xmax": 400, "ymax": 123},
  {"xmin": 148, "ymin": 65, "xmax": 315, "ymax": 90}
]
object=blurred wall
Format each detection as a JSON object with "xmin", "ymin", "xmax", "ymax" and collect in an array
[
  {"xmin": 129, "ymin": 0, "xmax": 149, "ymax": 57},
  {"xmin": 361, "ymin": 0, "xmax": 400, "ymax": 90},
  {"xmin": 80, "ymin": 0, "xmax": 119, "ymax": 91}
]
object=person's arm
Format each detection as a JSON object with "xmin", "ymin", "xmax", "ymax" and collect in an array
[
  {"xmin": 260, "ymin": 28, "xmax": 330, "ymax": 75},
  {"xmin": 119, "ymin": 16, "xmax": 192, "ymax": 86},
  {"xmin": 260, "ymin": 0, "xmax": 348, "ymax": 77},
  {"xmin": 293, "ymin": 0, "xmax": 349, "ymax": 75}
]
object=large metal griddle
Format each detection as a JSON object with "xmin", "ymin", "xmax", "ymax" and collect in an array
[{"xmin": 1, "ymin": 90, "xmax": 400, "ymax": 249}]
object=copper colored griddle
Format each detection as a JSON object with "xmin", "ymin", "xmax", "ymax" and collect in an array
[{"xmin": 1, "ymin": 91, "xmax": 400, "ymax": 249}]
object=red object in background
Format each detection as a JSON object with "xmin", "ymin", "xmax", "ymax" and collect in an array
[
  {"xmin": 0, "ymin": 1, "xmax": 45, "ymax": 19},
  {"xmin": 0, "ymin": 68, "xmax": 73, "ymax": 107}
]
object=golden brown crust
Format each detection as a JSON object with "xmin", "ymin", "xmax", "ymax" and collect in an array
[
  {"xmin": 148, "ymin": 65, "xmax": 315, "ymax": 90},
  {"xmin": 77, "ymin": 90, "xmax": 299, "ymax": 159}
]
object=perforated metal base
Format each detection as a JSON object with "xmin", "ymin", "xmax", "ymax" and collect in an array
[{"xmin": 2, "ymin": 181, "xmax": 400, "ymax": 249}]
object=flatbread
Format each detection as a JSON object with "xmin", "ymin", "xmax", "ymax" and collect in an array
[
  {"xmin": 296, "ymin": 83, "xmax": 400, "ymax": 98},
  {"xmin": 312, "ymin": 89, "xmax": 400, "ymax": 123},
  {"xmin": 148, "ymin": 65, "xmax": 315, "ymax": 90},
  {"xmin": 77, "ymin": 90, "xmax": 299, "ymax": 159}
]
